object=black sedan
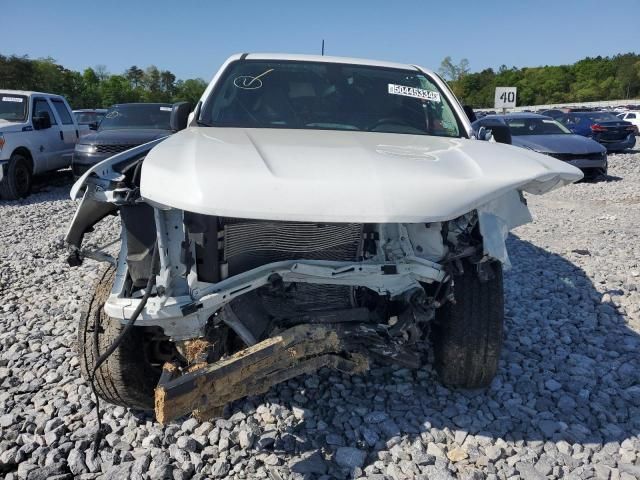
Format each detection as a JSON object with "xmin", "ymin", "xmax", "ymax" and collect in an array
[
  {"xmin": 72, "ymin": 103, "xmax": 176, "ymax": 178},
  {"xmin": 473, "ymin": 113, "xmax": 607, "ymax": 178}
]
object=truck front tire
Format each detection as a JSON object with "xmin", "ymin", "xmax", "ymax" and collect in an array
[
  {"xmin": 0, "ymin": 153, "xmax": 32, "ymax": 200},
  {"xmin": 78, "ymin": 266, "xmax": 160, "ymax": 411},
  {"xmin": 431, "ymin": 260, "xmax": 504, "ymax": 388}
]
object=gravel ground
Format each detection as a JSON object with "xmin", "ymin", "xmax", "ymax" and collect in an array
[{"xmin": 1, "ymin": 149, "xmax": 640, "ymax": 480}]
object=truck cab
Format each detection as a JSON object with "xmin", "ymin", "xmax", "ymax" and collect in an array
[{"xmin": 0, "ymin": 90, "xmax": 80, "ymax": 199}]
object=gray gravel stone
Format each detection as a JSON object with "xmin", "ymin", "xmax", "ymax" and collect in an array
[
  {"xmin": 175, "ymin": 436, "xmax": 198, "ymax": 452},
  {"xmin": 427, "ymin": 443, "xmax": 446, "ymax": 459},
  {"xmin": 290, "ymin": 450, "xmax": 327, "ymax": 474},
  {"xmin": 66, "ymin": 449, "xmax": 87, "ymax": 476},
  {"xmin": 335, "ymin": 447, "xmax": 367, "ymax": 469}
]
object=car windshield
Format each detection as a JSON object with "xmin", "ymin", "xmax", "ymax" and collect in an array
[
  {"xmin": 586, "ymin": 112, "xmax": 620, "ymax": 123},
  {"xmin": 99, "ymin": 104, "xmax": 172, "ymax": 130},
  {"xmin": 505, "ymin": 117, "xmax": 571, "ymax": 135},
  {"xmin": 0, "ymin": 94, "xmax": 28, "ymax": 122},
  {"xmin": 75, "ymin": 112, "xmax": 98, "ymax": 125},
  {"xmin": 201, "ymin": 60, "xmax": 462, "ymax": 138}
]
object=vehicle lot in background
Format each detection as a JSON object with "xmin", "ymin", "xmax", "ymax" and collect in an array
[
  {"xmin": 71, "ymin": 103, "xmax": 174, "ymax": 177},
  {"xmin": 1, "ymin": 148, "xmax": 638, "ymax": 478},
  {"xmin": 557, "ymin": 111, "xmax": 637, "ymax": 152},
  {"xmin": 0, "ymin": 90, "xmax": 80, "ymax": 199},
  {"xmin": 617, "ymin": 111, "xmax": 640, "ymax": 129},
  {"xmin": 472, "ymin": 113, "xmax": 608, "ymax": 179}
]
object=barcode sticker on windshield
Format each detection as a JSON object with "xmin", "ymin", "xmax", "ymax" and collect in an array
[
  {"xmin": 160, "ymin": 107, "xmax": 172, "ymax": 111},
  {"xmin": 388, "ymin": 84, "xmax": 440, "ymax": 102},
  {"xmin": 2, "ymin": 97, "xmax": 23, "ymax": 103}
]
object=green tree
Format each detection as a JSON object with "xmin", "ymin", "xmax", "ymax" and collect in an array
[
  {"xmin": 173, "ymin": 78, "xmax": 207, "ymax": 105},
  {"xmin": 438, "ymin": 56, "xmax": 470, "ymax": 82},
  {"xmin": 160, "ymin": 70, "xmax": 176, "ymax": 95},
  {"xmin": 94, "ymin": 64, "xmax": 109, "ymax": 82},
  {"xmin": 140, "ymin": 65, "xmax": 162, "ymax": 101},
  {"xmin": 125, "ymin": 65, "xmax": 144, "ymax": 88},
  {"xmin": 78, "ymin": 68, "xmax": 102, "ymax": 108},
  {"xmin": 100, "ymin": 75, "xmax": 138, "ymax": 106},
  {"xmin": 0, "ymin": 54, "xmax": 36, "ymax": 90}
]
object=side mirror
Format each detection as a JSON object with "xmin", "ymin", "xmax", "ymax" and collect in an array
[
  {"xmin": 486, "ymin": 124, "xmax": 512, "ymax": 144},
  {"xmin": 170, "ymin": 102, "xmax": 192, "ymax": 132},
  {"xmin": 33, "ymin": 111, "xmax": 52, "ymax": 130},
  {"xmin": 463, "ymin": 105, "xmax": 477, "ymax": 123},
  {"xmin": 477, "ymin": 126, "xmax": 492, "ymax": 141}
]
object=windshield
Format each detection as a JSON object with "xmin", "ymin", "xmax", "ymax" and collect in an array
[
  {"xmin": 0, "ymin": 94, "xmax": 28, "ymax": 122},
  {"xmin": 505, "ymin": 117, "xmax": 571, "ymax": 135},
  {"xmin": 99, "ymin": 104, "xmax": 172, "ymax": 130},
  {"xmin": 201, "ymin": 60, "xmax": 462, "ymax": 137},
  {"xmin": 587, "ymin": 112, "xmax": 622, "ymax": 123},
  {"xmin": 75, "ymin": 112, "xmax": 98, "ymax": 125}
]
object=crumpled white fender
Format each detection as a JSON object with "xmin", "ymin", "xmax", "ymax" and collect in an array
[{"xmin": 477, "ymin": 190, "xmax": 533, "ymax": 268}]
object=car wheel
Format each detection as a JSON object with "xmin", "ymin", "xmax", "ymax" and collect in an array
[
  {"xmin": 78, "ymin": 265, "xmax": 160, "ymax": 411},
  {"xmin": 0, "ymin": 153, "xmax": 32, "ymax": 200},
  {"xmin": 431, "ymin": 259, "xmax": 504, "ymax": 388},
  {"xmin": 598, "ymin": 167, "xmax": 608, "ymax": 180}
]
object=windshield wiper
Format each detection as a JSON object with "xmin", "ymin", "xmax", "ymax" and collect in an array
[{"xmin": 197, "ymin": 120, "xmax": 214, "ymax": 127}]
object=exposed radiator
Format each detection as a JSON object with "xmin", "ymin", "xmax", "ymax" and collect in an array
[
  {"xmin": 223, "ymin": 220, "xmax": 363, "ymax": 274},
  {"xmin": 221, "ymin": 219, "xmax": 364, "ymax": 316}
]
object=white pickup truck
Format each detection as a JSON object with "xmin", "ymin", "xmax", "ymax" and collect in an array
[{"xmin": 0, "ymin": 90, "xmax": 80, "ymax": 199}]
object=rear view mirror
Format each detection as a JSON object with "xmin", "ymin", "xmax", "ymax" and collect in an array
[
  {"xmin": 33, "ymin": 111, "xmax": 52, "ymax": 130},
  {"xmin": 170, "ymin": 102, "xmax": 192, "ymax": 132}
]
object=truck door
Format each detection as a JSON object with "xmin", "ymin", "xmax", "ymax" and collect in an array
[
  {"xmin": 50, "ymin": 98, "xmax": 78, "ymax": 167},
  {"xmin": 31, "ymin": 97, "xmax": 64, "ymax": 172}
]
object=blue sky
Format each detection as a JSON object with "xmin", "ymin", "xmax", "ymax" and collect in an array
[{"xmin": 3, "ymin": 1, "xmax": 638, "ymax": 81}]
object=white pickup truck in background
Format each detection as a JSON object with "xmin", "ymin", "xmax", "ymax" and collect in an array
[{"xmin": 0, "ymin": 90, "xmax": 80, "ymax": 199}]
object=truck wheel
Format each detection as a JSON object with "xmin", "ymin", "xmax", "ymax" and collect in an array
[
  {"xmin": 431, "ymin": 260, "xmax": 504, "ymax": 388},
  {"xmin": 0, "ymin": 153, "xmax": 32, "ymax": 200},
  {"xmin": 78, "ymin": 266, "xmax": 160, "ymax": 411}
]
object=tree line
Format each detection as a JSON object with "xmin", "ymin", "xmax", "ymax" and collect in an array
[
  {"xmin": 440, "ymin": 53, "xmax": 640, "ymax": 108},
  {"xmin": 0, "ymin": 54, "xmax": 208, "ymax": 109},
  {"xmin": 2, "ymin": 52, "xmax": 639, "ymax": 110}
]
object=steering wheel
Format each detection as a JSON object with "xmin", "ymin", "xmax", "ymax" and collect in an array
[{"xmin": 369, "ymin": 117, "xmax": 416, "ymax": 132}]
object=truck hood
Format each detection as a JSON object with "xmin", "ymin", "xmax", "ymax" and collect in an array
[
  {"xmin": 0, "ymin": 120, "xmax": 27, "ymax": 133},
  {"xmin": 512, "ymin": 134, "xmax": 606, "ymax": 155},
  {"xmin": 140, "ymin": 127, "xmax": 582, "ymax": 223}
]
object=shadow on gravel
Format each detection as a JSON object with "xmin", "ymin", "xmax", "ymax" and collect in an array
[
  {"xmin": 223, "ymin": 234, "xmax": 640, "ymax": 477},
  {"xmin": 578, "ymin": 174, "xmax": 622, "ymax": 183},
  {"xmin": 600, "ymin": 174, "xmax": 623, "ymax": 182}
]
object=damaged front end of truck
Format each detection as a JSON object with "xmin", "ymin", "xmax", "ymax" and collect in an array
[
  {"xmin": 66, "ymin": 54, "xmax": 584, "ymax": 423},
  {"xmin": 65, "ymin": 135, "xmax": 574, "ymax": 423}
]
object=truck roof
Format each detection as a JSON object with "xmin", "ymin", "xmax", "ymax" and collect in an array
[
  {"xmin": 0, "ymin": 89, "xmax": 67, "ymax": 99},
  {"xmin": 236, "ymin": 53, "xmax": 435, "ymax": 75}
]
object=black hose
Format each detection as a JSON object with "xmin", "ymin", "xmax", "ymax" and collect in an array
[{"xmin": 90, "ymin": 242, "xmax": 158, "ymax": 455}]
